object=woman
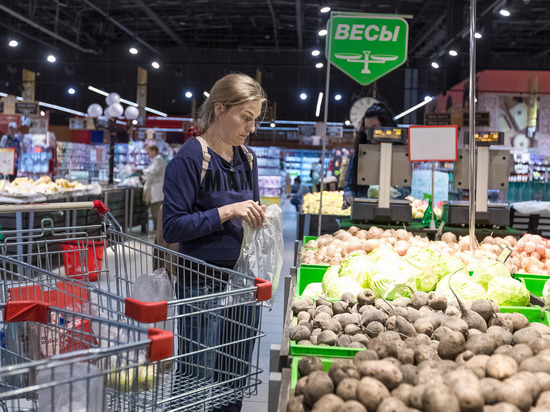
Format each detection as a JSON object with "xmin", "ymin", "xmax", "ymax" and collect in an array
[
  {"xmin": 343, "ymin": 102, "xmax": 398, "ymax": 209},
  {"xmin": 142, "ymin": 144, "xmax": 166, "ymax": 236},
  {"xmin": 163, "ymin": 73, "xmax": 266, "ymax": 412}
]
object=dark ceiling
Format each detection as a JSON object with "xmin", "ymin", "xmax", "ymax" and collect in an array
[{"xmin": 1, "ymin": 0, "xmax": 549, "ymax": 124}]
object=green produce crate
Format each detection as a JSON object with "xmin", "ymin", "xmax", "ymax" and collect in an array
[
  {"xmin": 500, "ymin": 305, "xmax": 546, "ymax": 324},
  {"xmin": 295, "ymin": 266, "xmax": 329, "ymax": 299},
  {"xmin": 290, "ymin": 357, "xmax": 333, "ymax": 392},
  {"xmin": 302, "ymin": 236, "xmax": 318, "ymax": 246},
  {"xmin": 289, "ymin": 341, "xmax": 364, "ymax": 360},
  {"xmin": 518, "ymin": 277, "xmax": 546, "ymax": 298},
  {"xmin": 513, "ymin": 273, "xmax": 550, "ymax": 281}
]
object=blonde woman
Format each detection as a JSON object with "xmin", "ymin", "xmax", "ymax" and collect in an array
[{"xmin": 163, "ymin": 73, "xmax": 266, "ymax": 411}]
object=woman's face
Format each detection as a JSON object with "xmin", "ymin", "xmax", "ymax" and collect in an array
[
  {"xmin": 215, "ymin": 100, "xmax": 262, "ymax": 146},
  {"xmin": 364, "ymin": 116, "xmax": 381, "ymax": 128}
]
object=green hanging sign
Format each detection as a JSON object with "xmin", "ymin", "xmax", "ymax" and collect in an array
[{"xmin": 326, "ymin": 15, "xmax": 409, "ymax": 86}]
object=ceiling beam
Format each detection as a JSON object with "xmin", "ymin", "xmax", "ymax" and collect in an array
[
  {"xmin": 131, "ymin": 0, "xmax": 187, "ymax": 51},
  {"xmin": 295, "ymin": 0, "xmax": 303, "ymax": 50},
  {"xmin": 82, "ymin": 0, "xmax": 159, "ymax": 54},
  {"xmin": 0, "ymin": 3, "xmax": 98, "ymax": 54},
  {"xmin": 266, "ymin": 0, "xmax": 280, "ymax": 51}
]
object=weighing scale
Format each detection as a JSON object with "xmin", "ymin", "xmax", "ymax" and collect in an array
[
  {"xmin": 351, "ymin": 126, "xmax": 413, "ymax": 222},
  {"xmin": 449, "ymin": 131, "xmax": 510, "ymax": 227}
]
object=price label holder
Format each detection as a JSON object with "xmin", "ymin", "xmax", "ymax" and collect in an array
[
  {"xmin": 497, "ymin": 246, "xmax": 513, "ymax": 264},
  {"xmin": 368, "ymin": 126, "xmax": 408, "ymax": 144},
  {"xmin": 0, "ymin": 148, "xmax": 15, "ymax": 176},
  {"xmin": 463, "ymin": 131, "xmax": 504, "ymax": 146}
]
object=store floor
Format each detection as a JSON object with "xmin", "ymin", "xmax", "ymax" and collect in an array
[{"xmin": 241, "ymin": 199, "xmax": 296, "ymax": 412}]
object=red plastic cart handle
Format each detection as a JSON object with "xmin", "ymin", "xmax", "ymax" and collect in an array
[
  {"xmin": 92, "ymin": 200, "xmax": 110, "ymax": 215},
  {"xmin": 4, "ymin": 301, "xmax": 50, "ymax": 323},
  {"xmin": 254, "ymin": 278, "xmax": 272, "ymax": 301},
  {"xmin": 147, "ymin": 328, "xmax": 174, "ymax": 362},
  {"xmin": 125, "ymin": 297, "xmax": 168, "ymax": 323}
]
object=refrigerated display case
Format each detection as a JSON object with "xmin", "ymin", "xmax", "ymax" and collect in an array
[
  {"xmin": 283, "ymin": 149, "xmax": 329, "ymax": 185},
  {"xmin": 251, "ymin": 146, "xmax": 282, "ymax": 205}
]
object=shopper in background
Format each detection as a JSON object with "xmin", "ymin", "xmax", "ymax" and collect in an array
[
  {"xmin": 343, "ymin": 102, "xmax": 407, "ymax": 208},
  {"xmin": 142, "ymin": 144, "xmax": 166, "ymax": 236},
  {"xmin": 290, "ymin": 176, "xmax": 310, "ymax": 211},
  {"xmin": 310, "ymin": 160, "xmax": 323, "ymax": 192},
  {"xmin": 0, "ymin": 122, "xmax": 21, "ymax": 182},
  {"xmin": 338, "ymin": 148, "xmax": 350, "ymax": 190},
  {"xmin": 163, "ymin": 73, "xmax": 266, "ymax": 412}
]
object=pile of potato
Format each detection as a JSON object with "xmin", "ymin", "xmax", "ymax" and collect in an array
[{"xmin": 288, "ymin": 290, "xmax": 550, "ymax": 411}]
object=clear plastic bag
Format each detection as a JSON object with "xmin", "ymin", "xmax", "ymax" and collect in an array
[
  {"xmin": 543, "ymin": 278, "xmax": 550, "ymax": 310},
  {"xmin": 234, "ymin": 204, "xmax": 283, "ymax": 308}
]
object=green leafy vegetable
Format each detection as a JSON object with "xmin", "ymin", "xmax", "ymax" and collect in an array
[
  {"xmin": 435, "ymin": 270, "xmax": 487, "ymax": 303},
  {"xmin": 325, "ymin": 276, "xmax": 363, "ymax": 299},
  {"xmin": 471, "ymin": 259, "xmax": 511, "ymax": 290},
  {"xmin": 487, "ymin": 277, "xmax": 530, "ymax": 307},
  {"xmin": 321, "ymin": 266, "xmax": 340, "ymax": 295},
  {"xmin": 338, "ymin": 254, "xmax": 376, "ymax": 288},
  {"xmin": 302, "ymin": 282, "xmax": 324, "ymax": 298}
]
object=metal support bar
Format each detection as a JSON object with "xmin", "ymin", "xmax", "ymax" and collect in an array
[
  {"xmin": 468, "ymin": 0, "xmax": 477, "ymax": 250},
  {"xmin": 266, "ymin": 0, "xmax": 280, "ymax": 51},
  {"xmin": 295, "ymin": 0, "xmax": 303, "ymax": 50},
  {"xmin": 476, "ymin": 147, "xmax": 490, "ymax": 212},
  {"xmin": 378, "ymin": 143, "xmax": 392, "ymax": 209}
]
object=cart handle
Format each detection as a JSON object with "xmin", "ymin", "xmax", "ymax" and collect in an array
[{"xmin": 0, "ymin": 200, "xmax": 110, "ymax": 215}]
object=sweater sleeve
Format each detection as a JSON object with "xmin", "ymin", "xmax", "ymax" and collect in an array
[{"xmin": 162, "ymin": 156, "xmax": 223, "ymax": 244}]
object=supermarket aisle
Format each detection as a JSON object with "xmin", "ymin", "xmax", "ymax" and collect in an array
[{"xmin": 242, "ymin": 199, "xmax": 296, "ymax": 412}]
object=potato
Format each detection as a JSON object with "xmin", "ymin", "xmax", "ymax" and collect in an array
[
  {"xmin": 508, "ymin": 371, "xmax": 541, "ymax": 401},
  {"xmin": 353, "ymin": 350, "xmax": 379, "ymax": 365},
  {"xmin": 335, "ymin": 400, "xmax": 366, "ymax": 412},
  {"xmin": 479, "ymin": 377, "xmax": 503, "ymax": 404},
  {"xmin": 405, "ymin": 334, "xmax": 431, "ymax": 348},
  {"xmin": 293, "ymin": 297, "xmax": 315, "ymax": 314},
  {"xmin": 357, "ymin": 289, "xmax": 376, "ymax": 307},
  {"xmin": 529, "ymin": 322, "xmax": 550, "ymax": 336},
  {"xmin": 488, "ymin": 314, "xmax": 514, "ymax": 333},
  {"xmin": 399, "ymin": 364, "xmax": 418, "ymax": 386},
  {"xmin": 411, "ymin": 291, "xmax": 428, "ymax": 309},
  {"xmin": 470, "ymin": 300, "xmax": 495, "ymax": 323},
  {"xmin": 486, "ymin": 354, "xmax": 518, "ymax": 380},
  {"xmin": 397, "ymin": 346, "xmax": 415, "ymax": 365},
  {"xmin": 507, "ymin": 344, "xmax": 533, "ymax": 364},
  {"xmin": 329, "ymin": 360, "xmax": 360, "ymax": 386},
  {"xmin": 427, "ymin": 292, "xmax": 447, "ymax": 311},
  {"xmin": 316, "ymin": 298, "xmax": 333, "ymax": 308},
  {"xmin": 416, "ymin": 361, "xmax": 457, "ymax": 385},
  {"xmin": 421, "ymin": 383, "xmax": 460, "ymax": 412},
  {"xmin": 350, "ymin": 334, "xmax": 370, "ymax": 347},
  {"xmin": 290, "ymin": 325, "xmax": 312, "ymax": 342},
  {"xmin": 536, "ymin": 390, "xmax": 550, "ymax": 407},
  {"xmin": 297, "ymin": 311, "xmax": 311, "ymax": 322},
  {"xmin": 455, "ymin": 350, "xmax": 475, "ymax": 365},
  {"xmin": 464, "ymin": 355, "xmax": 490, "ymax": 379},
  {"xmin": 445, "ymin": 368, "xmax": 484, "ymax": 412},
  {"xmin": 360, "ymin": 307, "xmax": 388, "ymax": 326},
  {"xmin": 377, "ymin": 397, "xmax": 408, "ymax": 412},
  {"xmin": 442, "ymin": 317, "xmax": 469, "ymax": 336},
  {"xmin": 391, "ymin": 383, "xmax": 413, "ymax": 406},
  {"xmin": 315, "ymin": 305, "xmax": 334, "ymax": 317},
  {"xmin": 318, "ymin": 330, "xmax": 338, "ymax": 346},
  {"xmin": 311, "ymin": 393, "xmax": 344, "ymax": 411},
  {"xmin": 287, "ymin": 395, "xmax": 307, "ymax": 412},
  {"xmin": 313, "ymin": 313, "xmax": 332, "ymax": 328},
  {"xmin": 486, "ymin": 326, "xmax": 513, "ymax": 347},
  {"xmin": 336, "ymin": 378, "xmax": 359, "ymax": 401},
  {"xmin": 298, "ymin": 320, "xmax": 314, "ymax": 332},
  {"xmin": 519, "ymin": 355, "xmax": 550, "ymax": 373},
  {"xmin": 355, "ymin": 360, "xmax": 403, "ymax": 389},
  {"xmin": 509, "ymin": 312, "xmax": 529, "ymax": 332},
  {"xmin": 408, "ymin": 384, "xmax": 427, "ymax": 409},
  {"xmin": 332, "ymin": 301, "xmax": 349, "ymax": 315},
  {"xmin": 392, "ymin": 297, "xmax": 412, "ymax": 308},
  {"xmin": 499, "ymin": 379, "xmax": 533, "ymax": 411},
  {"xmin": 463, "ymin": 310, "xmax": 488, "ymax": 332},
  {"xmin": 414, "ymin": 345, "xmax": 439, "ymax": 364},
  {"xmin": 295, "ymin": 376, "xmax": 308, "ymax": 396},
  {"xmin": 433, "ymin": 326, "xmax": 453, "ymax": 341},
  {"xmin": 535, "ymin": 372, "xmax": 550, "ymax": 391},
  {"xmin": 341, "ymin": 292, "xmax": 357, "ymax": 307},
  {"xmin": 298, "ymin": 340, "xmax": 313, "ymax": 345},
  {"xmin": 345, "ymin": 324, "xmax": 362, "ymax": 336},
  {"xmin": 437, "ymin": 330, "xmax": 465, "ymax": 360},
  {"xmin": 413, "ymin": 318, "xmax": 434, "ymax": 337},
  {"xmin": 355, "ymin": 376, "xmax": 390, "ymax": 411},
  {"xmin": 377, "ymin": 331, "xmax": 402, "ymax": 342},
  {"xmin": 529, "ymin": 338, "xmax": 550, "ymax": 355},
  {"xmin": 482, "ymin": 402, "xmax": 521, "ymax": 412},
  {"xmin": 302, "ymin": 371, "xmax": 334, "ymax": 407},
  {"xmin": 513, "ymin": 327, "xmax": 542, "ymax": 345},
  {"xmin": 365, "ymin": 321, "xmax": 385, "ymax": 338},
  {"xmin": 406, "ymin": 307, "xmax": 423, "ymax": 324},
  {"xmin": 465, "ymin": 334, "xmax": 497, "ymax": 355},
  {"xmin": 386, "ymin": 315, "xmax": 417, "ymax": 338},
  {"xmin": 445, "ymin": 305, "xmax": 461, "ymax": 318},
  {"xmin": 334, "ymin": 313, "xmax": 360, "ymax": 329}
]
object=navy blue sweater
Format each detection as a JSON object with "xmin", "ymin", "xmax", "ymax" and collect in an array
[{"xmin": 162, "ymin": 137, "xmax": 259, "ymax": 265}]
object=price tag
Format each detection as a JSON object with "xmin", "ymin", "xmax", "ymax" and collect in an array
[
  {"xmin": 0, "ymin": 148, "xmax": 15, "ymax": 175},
  {"xmin": 497, "ymin": 246, "xmax": 513, "ymax": 264}
]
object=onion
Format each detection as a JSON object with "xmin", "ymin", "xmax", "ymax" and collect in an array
[
  {"xmin": 481, "ymin": 236, "xmax": 496, "ymax": 245},
  {"xmin": 441, "ymin": 232, "xmax": 457, "ymax": 244},
  {"xmin": 504, "ymin": 235, "xmax": 517, "ymax": 247},
  {"xmin": 356, "ymin": 230, "xmax": 368, "ymax": 240},
  {"xmin": 335, "ymin": 231, "xmax": 353, "ymax": 241},
  {"xmin": 305, "ymin": 240, "xmax": 319, "ymax": 249},
  {"xmin": 364, "ymin": 239, "xmax": 381, "ymax": 253},
  {"xmin": 458, "ymin": 236, "xmax": 470, "ymax": 252},
  {"xmin": 382, "ymin": 229, "xmax": 395, "ymax": 239},
  {"xmin": 386, "ymin": 236, "xmax": 397, "ymax": 246},
  {"xmin": 394, "ymin": 240, "xmax": 409, "ymax": 256},
  {"xmin": 348, "ymin": 226, "xmax": 360, "ymax": 236},
  {"xmin": 395, "ymin": 229, "xmax": 408, "ymax": 240}
]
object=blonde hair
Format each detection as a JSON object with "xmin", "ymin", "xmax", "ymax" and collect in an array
[{"xmin": 198, "ymin": 73, "xmax": 267, "ymax": 133}]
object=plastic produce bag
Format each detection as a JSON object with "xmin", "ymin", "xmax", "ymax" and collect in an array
[
  {"xmin": 543, "ymin": 278, "xmax": 550, "ymax": 310},
  {"xmin": 37, "ymin": 362, "xmax": 105, "ymax": 412},
  {"xmin": 131, "ymin": 268, "xmax": 175, "ymax": 332},
  {"xmin": 234, "ymin": 204, "xmax": 283, "ymax": 308}
]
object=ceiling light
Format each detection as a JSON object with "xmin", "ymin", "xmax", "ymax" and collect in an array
[
  {"xmin": 345, "ymin": 120, "xmax": 351, "ymax": 126},
  {"xmin": 132, "ymin": 120, "xmax": 138, "ymax": 125},
  {"xmin": 185, "ymin": 91, "xmax": 193, "ymax": 98},
  {"xmin": 311, "ymin": 49, "xmax": 321, "ymax": 56},
  {"xmin": 68, "ymin": 87, "xmax": 76, "ymax": 95},
  {"xmin": 152, "ymin": 61, "xmax": 160, "ymax": 69},
  {"xmin": 335, "ymin": 94, "xmax": 342, "ymax": 101},
  {"xmin": 270, "ymin": 122, "xmax": 276, "ymax": 128},
  {"xmin": 47, "ymin": 54, "xmax": 56, "ymax": 63},
  {"xmin": 203, "ymin": 91, "xmax": 210, "ymax": 98},
  {"xmin": 424, "ymin": 96, "xmax": 433, "ymax": 102},
  {"xmin": 315, "ymin": 62, "xmax": 324, "ymax": 69},
  {"xmin": 394, "ymin": 98, "xmax": 433, "ymax": 120},
  {"xmin": 8, "ymin": 40, "xmax": 18, "ymax": 48},
  {"xmin": 449, "ymin": 50, "xmax": 458, "ymax": 57},
  {"xmin": 431, "ymin": 62, "xmax": 440, "ymax": 69},
  {"xmin": 318, "ymin": 29, "xmax": 328, "ymax": 36},
  {"xmin": 320, "ymin": 6, "xmax": 331, "ymax": 13},
  {"xmin": 40, "ymin": 111, "xmax": 45, "ymax": 116},
  {"xmin": 129, "ymin": 47, "xmax": 139, "ymax": 55},
  {"xmin": 300, "ymin": 93, "xmax": 307, "ymax": 100},
  {"xmin": 88, "ymin": 85, "xmax": 167, "ymax": 116},
  {"xmin": 499, "ymin": 8, "xmax": 511, "ymax": 16},
  {"xmin": 315, "ymin": 92, "xmax": 324, "ymax": 117},
  {"xmin": 475, "ymin": 32, "xmax": 482, "ymax": 39}
]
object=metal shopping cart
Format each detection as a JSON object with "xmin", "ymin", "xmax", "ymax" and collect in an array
[{"xmin": 0, "ymin": 201, "xmax": 272, "ymax": 411}]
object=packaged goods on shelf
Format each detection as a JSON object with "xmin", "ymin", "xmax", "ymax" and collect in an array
[
  {"xmin": 302, "ymin": 191, "xmax": 350, "ymax": 216},
  {"xmin": 56, "ymin": 142, "xmax": 109, "ymax": 184},
  {"xmin": 251, "ymin": 146, "xmax": 283, "ymax": 197}
]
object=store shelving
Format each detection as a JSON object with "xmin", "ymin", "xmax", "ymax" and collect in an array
[{"xmin": 251, "ymin": 146, "xmax": 283, "ymax": 200}]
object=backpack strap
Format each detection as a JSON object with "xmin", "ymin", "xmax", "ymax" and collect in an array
[
  {"xmin": 240, "ymin": 145, "xmax": 254, "ymax": 170},
  {"xmin": 196, "ymin": 136, "xmax": 211, "ymax": 183}
]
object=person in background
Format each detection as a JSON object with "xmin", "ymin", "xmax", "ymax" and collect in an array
[
  {"xmin": 290, "ymin": 176, "xmax": 310, "ymax": 211},
  {"xmin": 142, "ymin": 144, "xmax": 166, "ymax": 236},
  {"xmin": 0, "ymin": 122, "xmax": 21, "ymax": 182},
  {"xmin": 338, "ymin": 148, "xmax": 350, "ymax": 190},
  {"xmin": 343, "ymin": 102, "xmax": 411, "ymax": 208},
  {"xmin": 310, "ymin": 160, "xmax": 323, "ymax": 192},
  {"xmin": 163, "ymin": 73, "xmax": 266, "ymax": 412}
]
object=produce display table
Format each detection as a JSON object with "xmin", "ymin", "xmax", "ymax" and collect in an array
[{"xmin": 296, "ymin": 213, "xmax": 348, "ymax": 240}]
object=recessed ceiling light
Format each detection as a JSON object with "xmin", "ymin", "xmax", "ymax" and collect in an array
[
  {"xmin": 47, "ymin": 54, "xmax": 56, "ymax": 63},
  {"xmin": 499, "ymin": 8, "xmax": 511, "ymax": 16},
  {"xmin": 129, "ymin": 47, "xmax": 139, "ymax": 55},
  {"xmin": 449, "ymin": 50, "xmax": 458, "ymax": 56},
  {"xmin": 132, "ymin": 120, "xmax": 138, "ymax": 125},
  {"xmin": 311, "ymin": 49, "xmax": 321, "ymax": 56},
  {"xmin": 185, "ymin": 91, "xmax": 193, "ymax": 98},
  {"xmin": 315, "ymin": 62, "xmax": 324, "ymax": 69},
  {"xmin": 424, "ymin": 96, "xmax": 433, "ymax": 102},
  {"xmin": 270, "ymin": 122, "xmax": 276, "ymax": 128},
  {"xmin": 300, "ymin": 93, "xmax": 307, "ymax": 100},
  {"xmin": 335, "ymin": 94, "xmax": 342, "ymax": 101},
  {"xmin": 203, "ymin": 91, "xmax": 210, "ymax": 98},
  {"xmin": 68, "ymin": 87, "xmax": 76, "ymax": 95},
  {"xmin": 345, "ymin": 120, "xmax": 351, "ymax": 126},
  {"xmin": 40, "ymin": 111, "xmax": 45, "ymax": 116},
  {"xmin": 318, "ymin": 29, "xmax": 328, "ymax": 36},
  {"xmin": 475, "ymin": 32, "xmax": 482, "ymax": 39},
  {"xmin": 431, "ymin": 62, "xmax": 440, "ymax": 69},
  {"xmin": 8, "ymin": 40, "xmax": 18, "ymax": 48},
  {"xmin": 152, "ymin": 61, "xmax": 160, "ymax": 69},
  {"xmin": 320, "ymin": 6, "xmax": 331, "ymax": 13}
]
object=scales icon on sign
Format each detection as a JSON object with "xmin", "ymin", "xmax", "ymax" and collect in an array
[{"xmin": 335, "ymin": 51, "xmax": 398, "ymax": 74}]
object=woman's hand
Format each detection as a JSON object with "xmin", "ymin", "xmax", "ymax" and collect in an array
[
  {"xmin": 219, "ymin": 200, "xmax": 266, "ymax": 228},
  {"xmin": 342, "ymin": 194, "xmax": 354, "ymax": 210}
]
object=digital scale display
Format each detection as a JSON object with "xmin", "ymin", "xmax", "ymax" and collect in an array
[
  {"xmin": 463, "ymin": 131, "xmax": 504, "ymax": 146},
  {"xmin": 368, "ymin": 127, "xmax": 408, "ymax": 144}
]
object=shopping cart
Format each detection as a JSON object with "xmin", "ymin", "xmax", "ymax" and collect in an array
[{"xmin": 0, "ymin": 201, "xmax": 272, "ymax": 411}]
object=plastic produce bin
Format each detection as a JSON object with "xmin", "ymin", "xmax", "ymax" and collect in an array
[{"xmin": 61, "ymin": 240, "xmax": 104, "ymax": 281}]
